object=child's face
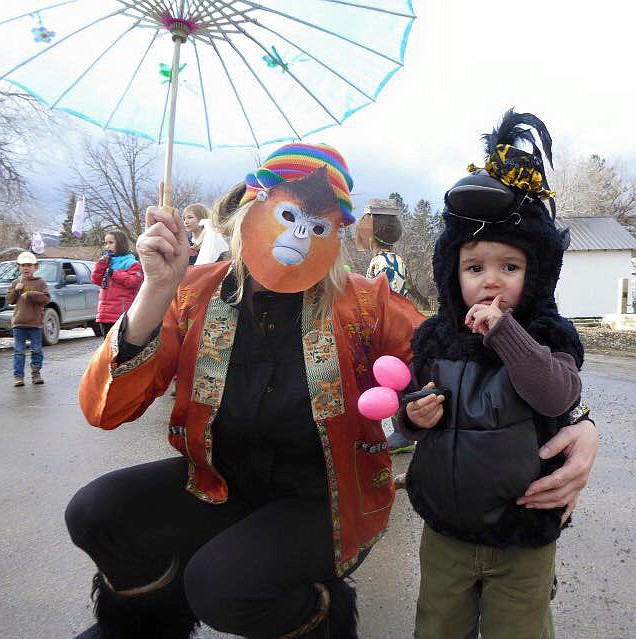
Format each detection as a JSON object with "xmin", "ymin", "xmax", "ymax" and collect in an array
[
  {"xmin": 183, "ymin": 211, "xmax": 199, "ymax": 233},
  {"xmin": 104, "ymin": 234, "xmax": 117, "ymax": 253},
  {"xmin": 458, "ymin": 241, "xmax": 527, "ymax": 312},
  {"xmin": 19, "ymin": 263, "xmax": 36, "ymax": 279}
]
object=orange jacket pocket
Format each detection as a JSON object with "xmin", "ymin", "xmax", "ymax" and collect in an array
[{"xmin": 354, "ymin": 441, "xmax": 394, "ymax": 515}]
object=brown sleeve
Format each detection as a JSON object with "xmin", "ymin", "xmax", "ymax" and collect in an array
[
  {"xmin": 6, "ymin": 280, "xmax": 20, "ymax": 304},
  {"xmin": 484, "ymin": 312, "xmax": 581, "ymax": 417}
]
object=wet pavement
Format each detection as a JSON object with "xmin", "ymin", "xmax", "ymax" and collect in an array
[{"xmin": 0, "ymin": 334, "xmax": 634, "ymax": 638}]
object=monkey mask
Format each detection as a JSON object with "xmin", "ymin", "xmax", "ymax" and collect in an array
[{"xmin": 239, "ymin": 142, "xmax": 354, "ymax": 293}]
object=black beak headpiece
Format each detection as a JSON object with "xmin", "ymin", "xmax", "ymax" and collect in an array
[{"xmin": 446, "ymin": 108, "xmax": 558, "ymax": 231}]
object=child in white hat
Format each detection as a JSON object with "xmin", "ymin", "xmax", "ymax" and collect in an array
[{"xmin": 7, "ymin": 251, "xmax": 51, "ymax": 386}]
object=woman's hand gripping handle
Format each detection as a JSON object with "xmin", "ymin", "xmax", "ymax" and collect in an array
[{"xmin": 124, "ymin": 182, "xmax": 190, "ymax": 346}]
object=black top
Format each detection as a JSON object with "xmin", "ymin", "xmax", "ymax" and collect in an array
[
  {"xmin": 212, "ymin": 281, "xmax": 328, "ymax": 506},
  {"xmin": 116, "ymin": 275, "xmax": 328, "ymax": 507}
]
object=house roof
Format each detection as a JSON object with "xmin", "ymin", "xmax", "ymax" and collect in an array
[
  {"xmin": 555, "ymin": 216, "xmax": 636, "ymax": 251},
  {"xmin": 40, "ymin": 245, "xmax": 103, "ymax": 260}
]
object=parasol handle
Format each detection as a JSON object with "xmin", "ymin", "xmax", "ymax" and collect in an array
[{"xmin": 162, "ymin": 33, "xmax": 184, "ymax": 211}]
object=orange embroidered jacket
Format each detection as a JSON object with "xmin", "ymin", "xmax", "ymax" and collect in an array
[{"xmin": 79, "ymin": 262, "xmax": 424, "ymax": 576}]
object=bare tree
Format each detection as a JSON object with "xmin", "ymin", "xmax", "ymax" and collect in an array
[
  {"xmin": 143, "ymin": 171, "xmax": 215, "ymax": 212},
  {"xmin": 67, "ymin": 134, "xmax": 157, "ymax": 242},
  {"xmin": 69, "ymin": 134, "xmax": 225, "ymax": 243},
  {"xmin": 550, "ymin": 153, "xmax": 636, "ymax": 233},
  {"xmin": 0, "ymin": 212, "xmax": 32, "ymax": 252},
  {"xmin": 172, "ymin": 174, "xmax": 204, "ymax": 211},
  {"xmin": 0, "ymin": 90, "xmax": 41, "ymax": 211}
]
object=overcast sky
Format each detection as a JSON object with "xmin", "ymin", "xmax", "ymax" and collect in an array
[{"xmin": 23, "ymin": 0, "xmax": 636, "ymax": 227}]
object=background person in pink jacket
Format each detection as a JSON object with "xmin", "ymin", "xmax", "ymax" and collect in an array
[{"xmin": 91, "ymin": 230, "xmax": 143, "ymax": 337}]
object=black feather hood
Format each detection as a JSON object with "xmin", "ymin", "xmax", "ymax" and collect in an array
[{"xmin": 413, "ymin": 110, "xmax": 583, "ymax": 372}]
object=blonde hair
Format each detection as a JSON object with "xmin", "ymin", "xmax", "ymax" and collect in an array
[
  {"xmin": 210, "ymin": 183, "xmax": 348, "ymax": 321},
  {"xmin": 183, "ymin": 203, "xmax": 210, "ymax": 221}
]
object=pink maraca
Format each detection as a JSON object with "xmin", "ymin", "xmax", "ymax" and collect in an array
[{"xmin": 358, "ymin": 355, "xmax": 411, "ymax": 420}]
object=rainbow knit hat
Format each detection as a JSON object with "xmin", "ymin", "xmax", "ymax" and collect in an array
[{"xmin": 240, "ymin": 142, "xmax": 355, "ymax": 225}]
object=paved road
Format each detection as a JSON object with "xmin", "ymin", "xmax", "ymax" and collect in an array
[{"xmin": 0, "ymin": 334, "xmax": 634, "ymax": 638}]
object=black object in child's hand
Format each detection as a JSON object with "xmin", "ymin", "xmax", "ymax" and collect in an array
[
  {"xmin": 402, "ymin": 387, "xmax": 450, "ymax": 404},
  {"xmin": 101, "ymin": 265, "xmax": 114, "ymax": 289}
]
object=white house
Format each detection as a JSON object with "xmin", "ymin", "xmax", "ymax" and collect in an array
[{"xmin": 555, "ymin": 217, "xmax": 636, "ymax": 318}]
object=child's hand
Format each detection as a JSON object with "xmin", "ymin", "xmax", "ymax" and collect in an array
[
  {"xmin": 465, "ymin": 294, "xmax": 504, "ymax": 336},
  {"xmin": 405, "ymin": 381, "xmax": 445, "ymax": 429},
  {"xmin": 15, "ymin": 282, "xmax": 24, "ymax": 291}
]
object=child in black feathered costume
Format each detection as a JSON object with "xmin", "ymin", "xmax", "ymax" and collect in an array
[{"xmin": 399, "ymin": 110, "xmax": 585, "ymax": 638}]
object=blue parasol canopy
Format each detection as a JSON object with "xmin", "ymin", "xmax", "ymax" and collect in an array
[{"xmin": 0, "ymin": 1, "xmax": 415, "ymax": 203}]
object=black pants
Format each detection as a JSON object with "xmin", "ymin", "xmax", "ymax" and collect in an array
[{"xmin": 66, "ymin": 457, "xmax": 350, "ymax": 638}]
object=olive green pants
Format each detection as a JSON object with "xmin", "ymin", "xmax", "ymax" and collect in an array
[{"xmin": 415, "ymin": 525, "xmax": 556, "ymax": 639}]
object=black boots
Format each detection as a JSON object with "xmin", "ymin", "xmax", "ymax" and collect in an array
[
  {"xmin": 305, "ymin": 579, "xmax": 359, "ymax": 639},
  {"xmin": 75, "ymin": 574, "xmax": 357, "ymax": 639},
  {"xmin": 326, "ymin": 579, "xmax": 359, "ymax": 639},
  {"xmin": 74, "ymin": 572, "xmax": 199, "ymax": 639}
]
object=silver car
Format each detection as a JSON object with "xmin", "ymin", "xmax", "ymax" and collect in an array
[{"xmin": 0, "ymin": 258, "xmax": 101, "ymax": 345}]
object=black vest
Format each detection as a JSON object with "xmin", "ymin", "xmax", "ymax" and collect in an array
[{"xmin": 406, "ymin": 358, "xmax": 564, "ymax": 548}]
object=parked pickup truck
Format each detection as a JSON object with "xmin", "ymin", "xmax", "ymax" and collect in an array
[{"xmin": 0, "ymin": 258, "xmax": 101, "ymax": 345}]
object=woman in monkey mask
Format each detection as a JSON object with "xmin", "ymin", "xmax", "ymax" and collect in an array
[{"xmin": 68, "ymin": 142, "xmax": 424, "ymax": 639}]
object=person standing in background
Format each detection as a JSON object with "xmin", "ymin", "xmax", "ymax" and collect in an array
[
  {"xmin": 356, "ymin": 198, "xmax": 408, "ymax": 296},
  {"xmin": 171, "ymin": 204, "xmax": 229, "ymax": 396},
  {"xmin": 91, "ymin": 230, "xmax": 143, "ymax": 337},
  {"xmin": 356, "ymin": 198, "xmax": 413, "ymax": 453},
  {"xmin": 182, "ymin": 203, "xmax": 229, "ymax": 265},
  {"xmin": 7, "ymin": 251, "xmax": 50, "ymax": 386}
]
